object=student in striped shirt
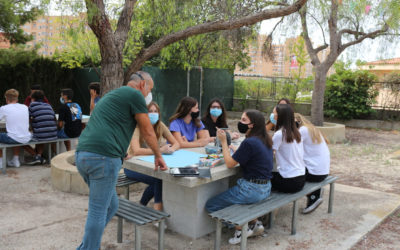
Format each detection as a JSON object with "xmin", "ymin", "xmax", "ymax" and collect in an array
[{"xmin": 25, "ymin": 90, "xmax": 58, "ymax": 165}]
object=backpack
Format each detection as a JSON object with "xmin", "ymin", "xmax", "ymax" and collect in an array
[{"xmin": 66, "ymin": 102, "xmax": 82, "ymax": 121}]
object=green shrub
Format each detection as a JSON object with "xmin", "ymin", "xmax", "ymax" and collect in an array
[{"xmin": 324, "ymin": 62, "xmax": 378, "ymax": 120}]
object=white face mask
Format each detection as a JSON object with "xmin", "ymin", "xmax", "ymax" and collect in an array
[{"xmin": 145, "ymin": 92, "xmax": 152, "ymax": 105}]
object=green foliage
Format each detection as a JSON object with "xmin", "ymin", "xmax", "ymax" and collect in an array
[
  {"xmin": 0, "ymin": 0, "xmax": 46, "ymax": 44},
  {"xmin": 0, "ymin": 46, "xmax": 40, "ymax": 66},
  {"xmin": 234, "ymin": 77, "xmax": 314, "ymax": 103},
  {"xmin": 324, "ymin": 62, "xmax": 379, "ymax": 120},
  {"xmin": 53, "ymin": 0, "xmax": 264, "ymax": 70}
]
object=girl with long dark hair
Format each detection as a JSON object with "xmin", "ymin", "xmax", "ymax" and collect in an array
[
  {"xmin": 169, "ymin": 96, "xmax": 210, "ymax": 148},
  {"xmin": 271, "ymin": 104, "xmax": 306, "ymax": 193},
  {"xmin": 205, "ymin": 109, "xmax": 273, "ymax": 245}
]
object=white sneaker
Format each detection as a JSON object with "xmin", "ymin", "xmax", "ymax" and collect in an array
[
  {"xmin": 228, "ymin": 227, "xmax": 254, "ymax": 245},
  {"xmin": 250, "ymin": 220, "xmax": 264, "ymax": 236},
  {"xmin": 153, "ymin": 222, "xmax": 167, "ymax": 229},
  {"xmin": 8, "ymin": 159, "xmax": 20, "ymax": 168}
]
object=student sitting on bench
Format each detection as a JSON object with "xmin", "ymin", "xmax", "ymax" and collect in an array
[
  {"xmin": 205, "ymin": 109, "xmax": 273, "ymax": 245},
  {"xmin": 271, "ymin": 104, "xmax": 306, "ymax": 193},
  {"xmin": 295, "ymin": 113, "xmax": 330, "ymax": 214},
  {"xmin": 0, "ymin": 89, "xmax": 32, "ymax": 168},
  {"xmin": 125, "ymin": 101, "xmax": 179, "ymax": 212}
]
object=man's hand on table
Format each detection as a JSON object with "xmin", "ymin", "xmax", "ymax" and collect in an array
[
  {"xmin": 160, "ymin": 144, "xmax": 174, "ymax": 155},
  {"xmin": 155, "ymin": 155, "xmax": 168, "ymax": 171}
]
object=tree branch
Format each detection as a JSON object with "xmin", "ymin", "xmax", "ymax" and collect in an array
[
  {"xmin": 299, "ymin": 4, "xmax": 320, "ymax": 66},
  {"xmin": 308, "ymin": 13, "xmax": 327, "ymax": 46},
  {"xmin": 339, "ymin": 24, "xmax": 389, "ymax": 53},
  {"xmin": 125, "ymin": 0, "xmax": 308, "ymax": 80},
  {"xmin": 115, "ymin": 0, "xmax": 137, "ymax": 50}
]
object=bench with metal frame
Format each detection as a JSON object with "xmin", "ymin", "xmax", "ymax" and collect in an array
[
  {"xmin": 116, "ymin": 173, "xmax": 138, "ymax": 199},
  {"xmin": 116, "ymin": 197, "xmax": 170, "ymax": 250},
  {"xmin": 0, "ymin": 138, "xmax": 74, "ymax": 174},
  {"xmin": 209, "ymin": 176, "xmax": 338, "ymax": 250}
]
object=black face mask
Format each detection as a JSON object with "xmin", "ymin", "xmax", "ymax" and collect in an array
[
  {"xmin": 237, "ymin": 121, "xmax": 250, "ymax": 133},
  {"xmin": 191, "ymin": 111, "xmax": 200, "ymax": 120}
]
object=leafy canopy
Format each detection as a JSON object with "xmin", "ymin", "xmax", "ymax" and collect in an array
[{"xmin": 0, "ymin": 0, "xmax": 46, "ymax": 44}]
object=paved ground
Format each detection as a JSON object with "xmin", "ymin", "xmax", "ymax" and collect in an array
[{"xmin": 1, "ymin": 127, "xmax": 400, "ymax": 249}]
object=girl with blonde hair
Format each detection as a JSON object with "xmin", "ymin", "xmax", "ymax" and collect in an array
[{"xmin": 294, "ymin": 113, "xmax": 330, "ymax": 214}]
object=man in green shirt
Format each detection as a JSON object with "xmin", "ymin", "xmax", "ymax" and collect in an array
[{"xmin": 75, "ymin": 71, "xmax": 167, "ymax": 250}]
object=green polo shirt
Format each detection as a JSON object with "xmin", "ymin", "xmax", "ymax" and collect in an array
[{"xmin": 77, "ymin": 86, "xmax": 148, "ymax": 158}]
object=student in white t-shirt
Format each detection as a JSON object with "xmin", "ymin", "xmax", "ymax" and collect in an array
[
  {"xmin": 295, "ymin": 113, "xmax": 330, "ymax": 214},
  {"xmin": 0, "ymin": 89, "xmax": 32, "ymax": 168},
  {"xmin": 271, "ymin": 104, "xmax": 305, "ymax": 193}
]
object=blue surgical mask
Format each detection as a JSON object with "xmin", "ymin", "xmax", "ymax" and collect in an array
[
  {"xmin": 270, "ymin": 113, "xmax": 277, "ymax": 125},
  {"xmin": 210, "ymin": 108, "xmax": 222, "ymax": 117},
  {"xmin": 148, "ymin": 113, "xmax": 159, "ymax": 125},
  {"xmin": 60, "ymin": 97, "xmax": 65, "ymax": 104}
]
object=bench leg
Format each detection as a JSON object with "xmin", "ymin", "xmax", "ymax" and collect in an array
[
  {"xmin": 267, "ymin": 212, "xmax": 274, "ymax": 229},
  {"xmin": 240, "ymin": 223, "xmax": 248, "ymax": 250},
  {"xmin": 56, "ymin": 141, "xmax": 60, "ymax": 155},
  {"xmin": 135, "ymin": 225, "xmax": 141, "ymax": 250},
  {"xmin": 291, "ymin": 200, "xmax": 298, "ymax": 235},
  {"xmin": 117, "ymin": 216, "xmax": 123, "ymax": 243},
  {"xmin": 214, "ymin": 220, "xmax": 222, "ymax": 250},
  {"xmin": 126, "ymin": 186, "xmax": 130, "ymax": 200},
  {"xmin": 328, "ymin": 182, "xmax": 335, "ymax": 214},
  {"xmin": 47, "ymin": 143, "xmax": 51, "ymax": 164},
  {"xmin": 2, "ymin": 148, "xmax": 6, "ymax": 174},
  {"xmin": 158, "ymin": 220, "xmax": 165, "ymax": 250}
]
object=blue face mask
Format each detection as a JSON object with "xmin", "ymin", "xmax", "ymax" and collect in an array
[
  {"xmin": 210, "ymin": 108, "xmax": 222, "ymax": 117},
  {"xmin": 60, "ymin": 97, "xmax": 65, "ymax": 104},
  {"xmin": 270, "ymin": 113, "xmax": 277, "ymax": 125},
  {"xmin": 148, "ymin": 113, "xmax": 159, "ymax": 125}
]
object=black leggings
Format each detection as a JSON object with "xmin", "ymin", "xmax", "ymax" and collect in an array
[
  {"xmin": 271, "ymin": 172, "xmax": 306, "ymax": 193},
  {"xmin": 306, "ymin": 170, "xmax": 328, "ymax": 199}
]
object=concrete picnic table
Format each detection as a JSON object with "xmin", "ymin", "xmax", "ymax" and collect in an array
[{"xmin": 123, "ymin": 141, "xmax": 243, "ymax": 239}]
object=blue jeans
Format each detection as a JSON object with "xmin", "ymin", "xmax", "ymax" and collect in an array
[
  {"xmin": 75, "ymin": 151, "xmax": 122, "ymax": 250},
  {"xmin": 0, "ymin": 133, "xmax": 19, "ymax": 144},
  {"xmin": 205, "ymin": 178, "xmax": 271, "ymax": 214},
  {"xmin": 124, "ymin": 168, "xmax": 162, "ymax": 205},
  {"xmin": 57, "ymin": 128, "xmax": 69, "ymax": 138}
]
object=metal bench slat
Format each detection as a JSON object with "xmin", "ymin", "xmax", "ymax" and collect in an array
[
  {"xmin": 118, "ymin": 205, "xmax": 162, "ymax": 222},
  {"xmin": 118, "ymin": 198, "xmax": 169, "ymax": 219},
  {"xmin": 210, "ymin": 176, "xmax": 338, "ymax": 226}
]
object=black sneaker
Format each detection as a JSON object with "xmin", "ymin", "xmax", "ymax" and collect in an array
[
  {"xmin": 40, "ymin": 157, "xmax": 47, "ymax": 165},
  {"xmin": 302, "ymin": 189, "xmax": 324, "ymax": 214},
  {"xmin": 27, "ymin": 155, "xmax": 41, "ymax": 165}
]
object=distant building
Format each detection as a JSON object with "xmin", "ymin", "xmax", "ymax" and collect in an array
[
  {"xmin": 235, "ymin": 35, "xmax": 333, "ymax": 78},
  {"xmin": 359, "ymin": 58, "xmax": 400, "ymax": 80}
]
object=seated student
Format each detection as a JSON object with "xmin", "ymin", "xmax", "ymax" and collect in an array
[
  {"xmin": 57, "ymin": 88, "xmax": 82, "ymax": 151},
  {"xmin": 206, "ymin": 109, "xmax": 273, "ymax": 245},
  {"xmin": 295, "ymin": 113, "xmax": 330, "ymax": 214},
  {"xmin": 88, "ymin": 82, "xmax": 101, "ymax": 114},
  {"xmin": 125, "ymin": 102, "xmax": 179, "ymax": 211},
  {"xmin": 201, "ymin": 98, "xmax": 239, "ymax": 143},
  {"xmin": 169, "ymin": 96, "xmax": 210, "ymax": 148},
  {"xmin": 271, "ymin": 104, "xmax": 306, "ymax": 193},
  {"xmin": 0, "ymin": 89, "xmax": 32, "ymax": 168},
  {"xmin": 266, "ymin": 98, "xmax": 291, "ymax": 132},
  {"xmin": 24, "ymin": 90, "xmax": 58, "ymax": 165},
  {"xmin": 24, "ymin": 84, "xmax": 50, "ymax": 106}
]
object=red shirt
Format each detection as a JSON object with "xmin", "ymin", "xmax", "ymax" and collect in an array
[{"xmin": 24, "ymin": 96, "xmax": 50, "ymax": 106}]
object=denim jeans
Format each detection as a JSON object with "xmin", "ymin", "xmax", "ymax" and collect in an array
[
  {"xmin": 75, "ymin": 151, "xmax": 122, "ymax": 250},
  {"xmin": 124, "ymin": 168, "xmax": 162, "ymax": 205},
  {"xmin": 0, "ymin": 133, "xmax": 19, "ymax": 144},
  {"xmin": 205, "ymin": 178, "xmax": 271, "ymax": 214}
]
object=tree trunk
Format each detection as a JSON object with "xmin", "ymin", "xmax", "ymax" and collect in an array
[
  {"xmin": 311, "ymin": 66, "xmax": 328, "ymax": 126},
  {"xmin": 100, "ymin": 48, "xmax": 124, "ymax": 95}
]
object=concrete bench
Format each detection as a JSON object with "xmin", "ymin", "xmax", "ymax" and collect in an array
[
  {"xmin": 116, "ymin": 197, "xmax": 170, "ymax": 250},
  {"xmin": 116, "ymin": 173, "xmax": 138, "ymax": 199},
  {"xmin": 209, "ymin": 176, "xmax": 338, "ymax": 250},
  {"xmin": 1, "ymin": 138, "xmax": 74, "ymax": 174}
]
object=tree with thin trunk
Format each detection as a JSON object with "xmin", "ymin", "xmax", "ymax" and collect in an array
[
  {"xmin": 81, "ymin": 0, "xmax": 307, "ymax": 94},
  {"xmin": 264, "ymin": 0, "xmax": 400, "ymax": 125},
  {"xmin": 299, "ymin": 0, "xmax": 400, "ymax": 125}
]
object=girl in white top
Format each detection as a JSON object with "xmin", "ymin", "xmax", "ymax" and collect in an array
[
  {"xmin": 271, "ymin": 104, "xmax": 306, "ymax": 193},
  {"xmin": 295, "ymin": 113, "xmax": 330, "ymax": 214}
]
